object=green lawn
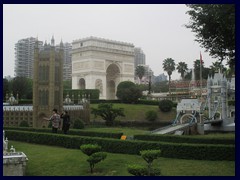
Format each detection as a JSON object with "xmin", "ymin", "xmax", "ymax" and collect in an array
[
  {"xmin": 10, "ymin": 140, "xmax": 235, "ymax": 176},
  {"xmin": 82, "ymin": 127, "xmax": 149, "ymax": 136},
  {"xmin": 90, "ymin": 104, "xmax": 176, "ymax": 122}
]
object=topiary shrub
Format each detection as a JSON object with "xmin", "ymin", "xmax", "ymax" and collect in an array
[
  {"xmin": 80, "ymin": 144, "xmax": 107, "ymax": 173},
  {"xmin": 73, "ymin": 119, "xmax": 85, "ymax": 129},
  {"xmin": 145, "ymin": 110, "xmax": 158, "ymax": 121},
  {"xmin": 140, "ymin": 150, "xmax": 161, "ymax": 176},
  {"xmin": 80, "ymin": 144, "xmax": 102, "ymax": 156},
  {"xmin": 128, "ymin": 149, "xmax": 161, "ymax": 176},
  {"xmin": 159, "ymin": 99, "xmax": 173, "ymax": 112},
  {"xmin": 19, "ymin": 120, "xmax": 29, "ymax": 127},
  {"xmin": 87, "ymin": 152, "xmax": 107, "ymax": 173}
]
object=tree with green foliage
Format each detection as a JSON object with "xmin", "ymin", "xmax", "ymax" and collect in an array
[
  {"xmin": 162, "ymin": 58, "xmax": 175, "ymax": 94},
  {"xmin": 140, "ymin": 150, "xmax": 161, "ymax": 176},
  {"xmin": 91, "ymin": 103, "xmax": 125, "ymax": 126},
  {"xmin": 63, "ymin": 80, "xmax": 72, "ymax": 91},
  {"xmin": 151, "ymin": 81, "xmax": 169, "ymax": 93},
  {"xmin": 73, "ymin": 119, "xmax": 84, "ymax": 129},
  {"xmin": 80, "ymin": 144, "xmax": 107, "ymax": 174},
  {"xmin": 9, "ymin": 76, "xmax": 33, "ymax": 99},
  {"xmin": 186, "ymin": 4, "xmax": 235, "ymax": 70},
  {"xmin": 209, "ymin": 61, "xmax": 227, "ymax": 77},
  {"xmin": 145, "ymin": 110, "xmax": 158, "ymax": 122},
  {"xmin": 193, "ymin": 60, "xmax": 211, "ymax": 80},
  {"xmin": 135, "ymin": 65, "xmax": 146, "ymax": 83},
  {"xmin": 3, "ymin": 78, "xmax": 9, "ymax": 100},
  {"xmin": 176, "ymin": 62, "xmax": 188, "ymax": 80},
  {"xmin": 159, "ymin": 99, "xmax": 173, "ymax": 112},
  {"xmin": 116, "ymin": 81, "xmax": 142, "ymax": 103}
]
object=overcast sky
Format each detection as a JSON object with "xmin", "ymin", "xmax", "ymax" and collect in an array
[{"xmin": 3, "ymin": 4, "xmax": 219, "ymax": 80}]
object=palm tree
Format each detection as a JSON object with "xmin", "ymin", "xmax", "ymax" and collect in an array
[
  {"xmin": 176, "ymin": 62, "xmax": 188, "ymax": 80},
  {"xmin": 135, "ymin": 65, "xmax": 145, "ymax": 84},
  {"xmin": 162, "ymin": 58, "xmax": 175, "ymax": 94},
  {"xmin": 210, "ymin": 61, "xmax": 227, "ymax": 76}
]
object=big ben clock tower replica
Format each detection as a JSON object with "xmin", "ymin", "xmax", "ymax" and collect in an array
[{"xmin": 33, "ymin": 36, "xmax": 63, "ymax": 128}]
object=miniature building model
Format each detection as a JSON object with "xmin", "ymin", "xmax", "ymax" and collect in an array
[
  {"xmin": 71, "ymin": 37, "xmax": 135, "ymax": 99},
  {"xmin": 32, "ymin": 36, "xmax": 64, "ymax": 128}
]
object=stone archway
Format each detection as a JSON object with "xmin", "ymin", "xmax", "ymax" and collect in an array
[
  {"xmin": 214, "ymin": 111, "xmax": 221, "ymax": 120},
  {"xmin": 180, "ymin": 114, "xmax": 197, "ymax": 124},
  {"xmin": 106, "ymin": 64, "xmax": 120, "ymax": 99},
  {"xmin": 79, "ymin": 78, "xmax": 86, "ymax": 89}
]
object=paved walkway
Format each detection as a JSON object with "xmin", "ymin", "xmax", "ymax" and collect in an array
[{"xmin": 154, "ymin": 123, "xmax": 191, "ymax": 134}]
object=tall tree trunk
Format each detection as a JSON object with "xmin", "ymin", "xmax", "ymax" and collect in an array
[{"xmin": 168, "ymin": 75, "xmax": 171, "ymax": 94}]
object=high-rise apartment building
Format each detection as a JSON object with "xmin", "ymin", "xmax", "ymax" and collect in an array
[
  {"xmin": 14, "ymin": 37, "xmax": 43, "ymax": 78},
  {"xmin": 56, "ymin": 42, "xmax": 72, "ymax": 80},
  {"xmin": 134, "ymin": 47, "xmax": 146, "ymax": 68}
]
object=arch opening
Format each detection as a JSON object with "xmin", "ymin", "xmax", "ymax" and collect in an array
[
  {"xmin": 106, "ymin": 64, "xmax": 120, "ymax": 99},
  {"xmin": 79, "ymin": 78, "xmax": 86, "ymax": 89}
]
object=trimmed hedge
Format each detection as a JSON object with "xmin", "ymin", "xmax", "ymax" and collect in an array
[
  {"xmin": 90, "ymin": 99, "xmax": 178, "ymax": 107},
  {"xmin": 5, "ymin": 130, "xmax": 235, "ymax": 161},
  {"xmin": 63, "ymin": 89, "xmax": 100, "ymax": 101},
  {"xmin": 90, "ymin": 99, "xmax": 121, "ymax": 104},
  {"xmin": 3, "ymin": 127, "xmax": 123, "ymax": 139},
  {"xmin": 18, "ymin": 99, "xmax": 33, "ymax": 105},
  {"xmin": 133, "ymin": 134, "xmax": 235, "ymax": 145},
  {"xmin": 137, "ymin": 100, "xmax": 159, "ymax": 106}
]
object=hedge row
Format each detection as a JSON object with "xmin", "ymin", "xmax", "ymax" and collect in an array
[
  {"xmin": 5, "ymin": 130, "xmax": 235, "ymax": 161},
  {"xmin": 90, "ymin": 99, "xmax": 178, "ymax": 107},
  {"xmin": 63, "ymin": 89, "xmax": 100, "ymax": 100},
  {"xmin": 133, "ymin": 134, "xmax": 235, "ymax": 145},
  {"xmin": 3, "ymin": 127, "xmax": 123, "ymax": 139}
]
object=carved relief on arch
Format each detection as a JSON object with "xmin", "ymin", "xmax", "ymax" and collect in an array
[{"xmin": 95, "ymin": 79, "xmax": 103, "ymax": 95}]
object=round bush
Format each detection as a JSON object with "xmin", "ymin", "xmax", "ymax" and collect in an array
[
  {"xmin": 116, "ymin": 81, "xmax": 142, "ymax": 103},
  {"xmin": 127, "ymin": 164, "xmax": 147, "ymax": 176},
  {"xmin": 73, "ymin": 119, "xmax": 85, "ymax": 129},
  {"xmin": 19, "ymin": 120, "xmax": 29, "ymax": 127},
  {"xmin": 158, "ymin": 100, "xmax": 173, "ymax": 112},
  {"xmin": 127, "ymin": 164, "xmax": 161, "ymax": 176},
  {"xmin": 145, "ymin": 110, "xmax": 158, "ymax": 121}
]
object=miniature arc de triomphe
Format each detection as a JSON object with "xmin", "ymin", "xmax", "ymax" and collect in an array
[{"xmin": 71, "ymin": 37, "xmax": 135, "ymax": 99}]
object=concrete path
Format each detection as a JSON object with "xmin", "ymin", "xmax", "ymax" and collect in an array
[{"xmin": 153, "ymin": 123, "xmax": 191, "ymax": 134}]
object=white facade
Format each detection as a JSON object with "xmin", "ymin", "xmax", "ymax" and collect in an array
[{"xmin": 71, "ymin": 37, "xmax": 135, "ymax": 99}]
